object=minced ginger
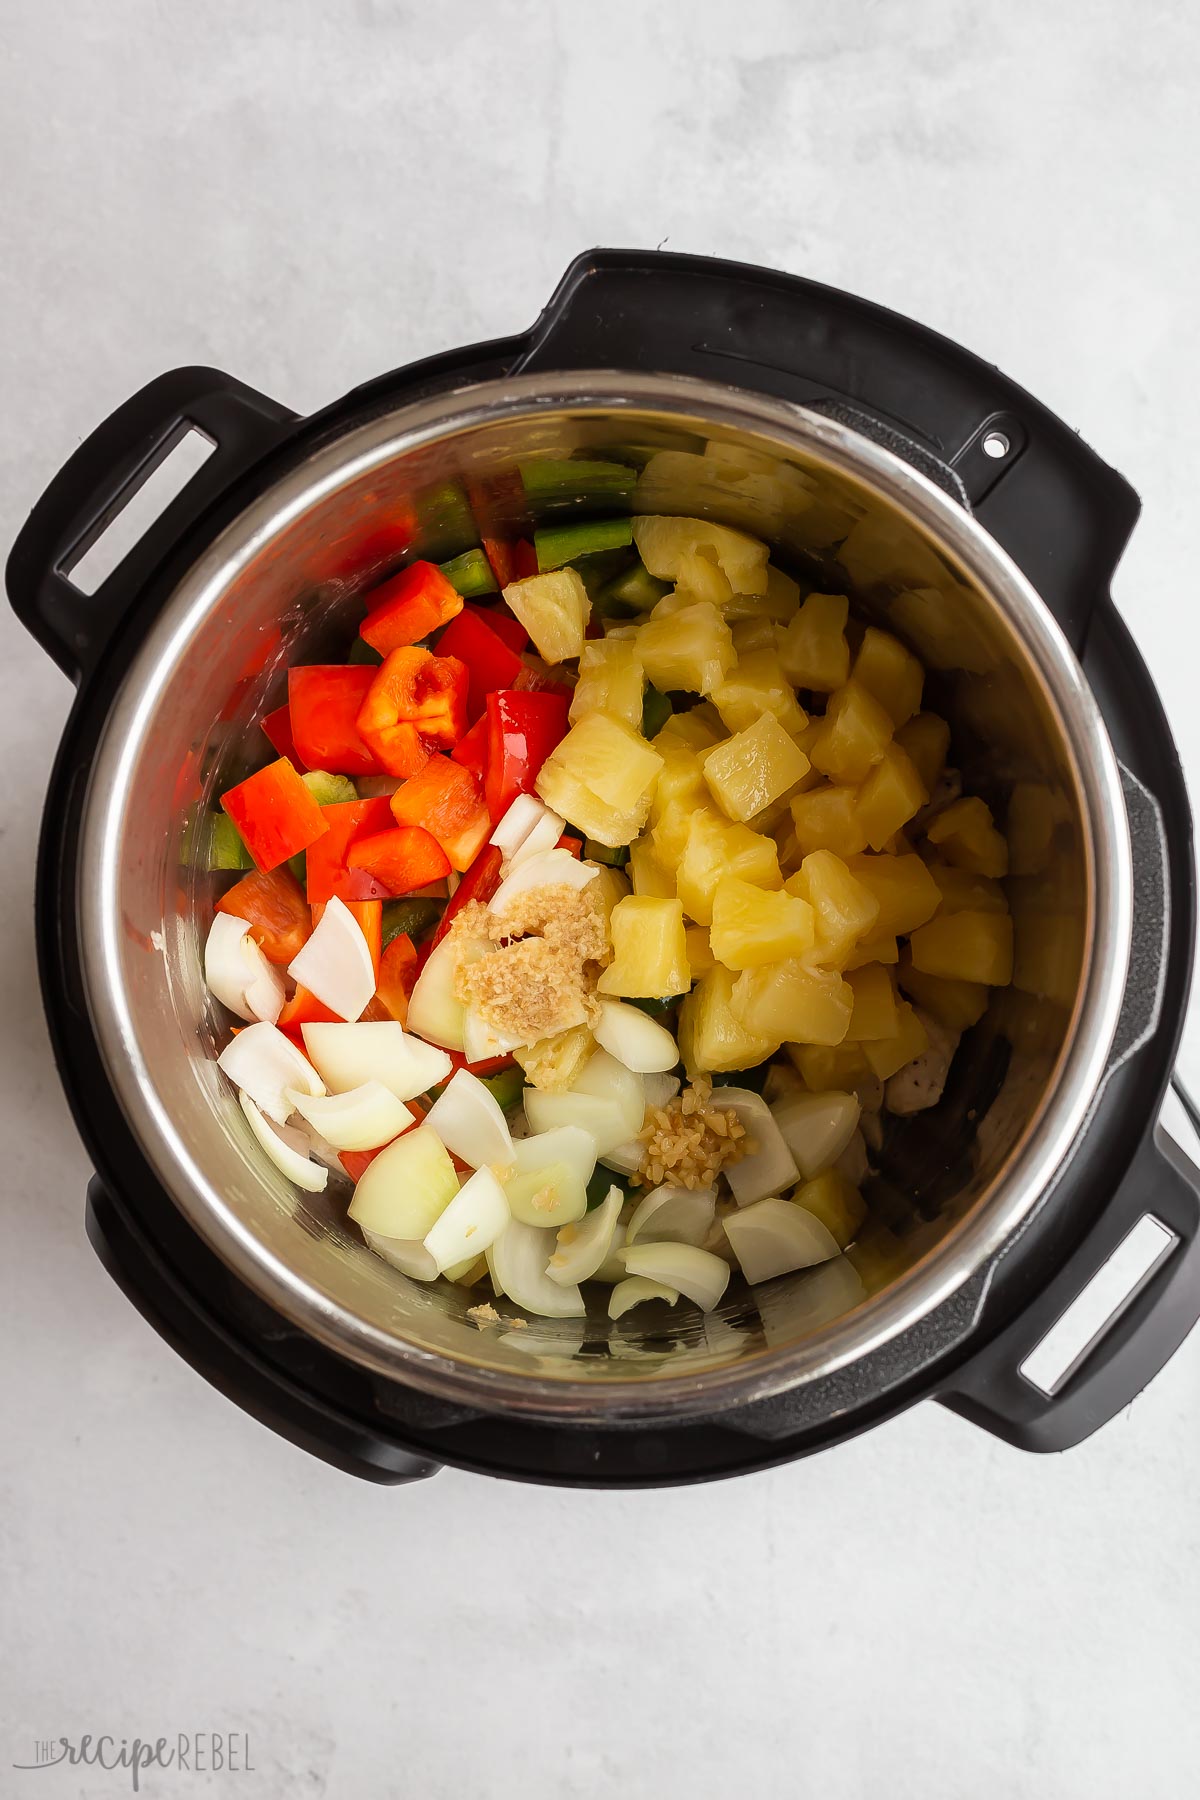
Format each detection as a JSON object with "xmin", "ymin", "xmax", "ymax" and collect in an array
[
  {"xmin": 451, "ymin": 884, "xmax": 611, "ymax": 1046},
  {"xmin": 637, "ymin": 1076, "xmax": 752, "ymax": 1190}
]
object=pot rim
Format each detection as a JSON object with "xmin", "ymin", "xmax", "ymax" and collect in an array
[{"xmin": 77, "ymin": 369, "xmax": 1132, "ymax": 1421}]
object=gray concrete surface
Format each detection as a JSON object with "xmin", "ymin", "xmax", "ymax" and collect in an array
[{"xmin": 2, "ymin": 3, "xmax": 1198, "ymax": 1795}]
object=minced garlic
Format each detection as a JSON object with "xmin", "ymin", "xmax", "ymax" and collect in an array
[{"xmin": 637, "ymin": 1076, "xmax": 752, "ymax": 1190}]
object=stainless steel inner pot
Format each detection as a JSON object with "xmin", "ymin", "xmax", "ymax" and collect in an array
[{"xmin": 77, "ymin": 372, "xmax": 1132, "ymax": 1421}]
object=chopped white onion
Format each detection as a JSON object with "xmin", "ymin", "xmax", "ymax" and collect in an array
[
  {"xmin": 608, "ymin": 1276, "xmax": 680, "ymax": 1320},
  {"xmin": 424, "ymin": 1069, "xmax": 515, "ymax": 1173},
  {"xmin": 488, "ymin": 1218, "xmax": 586, "ymax": 1318},
  {"xmin": 218, "ymin": 1021, "xmax": 325, "ymax": 1123},
  {"xmin": 722, "ymin": 1197, "xmax": 841, "ymax": 1284},
  {"xmin": 571, "ymin": 1049, "xmax": 646, "ymax": 1139},
  {"xmin": 301, "ymin": 1020, "xmax": 451, "ymax": 1102},
  {"xmin": 461, "ymin": 1006, "xmax": 521, "ymax": 1065},
  {"xmin": 625, "ymin": 1183, "xmax": 716, "ymax": 1249},
  {"xmin": 489, "ymin": 794, "xmax": 564, "ymax": 863},
  {"xmin": 405, "ymin": 935, "xmax": 475, "ymax": 1051},
  {"xmin": 238, "ymin": 1091, "xmax": 327, "ymax": 1192},
  {"xmin": 510, "ymin": 1124, "xmax": 597, "ymax": 1191},
  {"xmin": 489, "ymin": 848, "xmax": 598, "ymax": 915},
  {"xmin": 287, "ymin": 895, "xmax": 375, "ymax": 1022},
  {"xmin": 592, "ymin": 999, "xmax": 680, "ymax": 1074},
  {"xmin": 507, "ymin": 809, "xmax": 567, "ymax": 868},
  {"xmin": 423, "ymin": 1166, "xmax": 511, "ymax": 1272},
  {"xmin": 713, "ymin": 1088, "xmax": 800, "ymax": 1206},
  {"xmin": 594, "ymin": 1220, "xmax": 629, "ymax": 1284},
  {"xmin": 362, "ymin": 1229, "xmax": 439, "ymax": 1281},
  {"xmin": 547, "ymin": 1183, "xmax": 624, "ymax": 1286},
  {"xmin": 771, "ymin": 1088, "xmax": 861, "ymax": 1180},
  {"xmin": 642, "ymin": 1072, "xmax": 681, "ymax": 1110},
  {"xmin": 285, "ymin": 1080, "xmax": 415, "ymax": 1152},
  {"xmin": 599, "ymin": 1138, "xmax": 645, "ymax": 1178},
  {"xmin": 347, "ymin": 1125, "xmax": 460, "ymax": 1238},
  {"xmin": 620, "ymin": 1242, "xmax": 730, "ymax": 1312},
  {"xmin": 205, "ymin": 914, "xmax": 286, "ymax": 1023},
  {"xmin": 523, "ymin": 1087, "xmax": 634, "ymax": 1158}
]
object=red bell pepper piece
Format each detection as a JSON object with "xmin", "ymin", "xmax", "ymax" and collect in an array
[
  {"xmin": 482, "ymin": 538, "xmax": 517, "ymax": 588},
  {"xmin": 467, "ymin": 603, "xmax": 527, "ymax": 654},
  {"xmin": 375, "ymin": 931, "xmax": 419, "ymax": 1024},
  {"xmin": 220, "ymin": 757, "xmax": 329, "ymax": 873},
  {"xmin": 512, "ymin": 661, "xmax": 575, "ymax": 702},
  {"xmin": 346, "ymin": 506, "xmax": 417, "ymax": 578},
  {"xmin": 347, "ymin": 825, "xmax": 452, "ymax": 896},
  {"xmin": 261, "ymin": 703, "xmax": 299, "ymax": 764},
  {"xmin": 216, "ymin": 867, "xmax": 311, "ymax": 964},
  {"xmin": 343, "ymin": 899, "xmax": 383, "ymax": 978},
  {"xmin": 434, "ymin": 608, "xmax": 524, "ymax": 721},
  {"xmin": 556, "ymin": 833, "xmax": 583, "ymax": 858},
  {"xmin": 483, "ymin": 689, "xmax": 570, "ymax": 822},
  {"xmin": 361, "ymin": 560, "xmax": 464, "ymax": 655},
  {"xmin": 513, "ymin": 539, "xmax": 539, "ymax": 579},
  {"xmin": 356, "ymin": 648, "xmax": 469, "ymax": 776},
  {"xmin": 277, "ymin": 984, "xmax": 342, "ymax": 1037},
  {"xmin": 450, "ymin": 714, "xmax": 488, "ymax": 780},
  {"xmin": 288, "ymin": 666, "xmax": 383, "ymax": 777},
  {"xmin": 304, "ymin": 797, "xmax": 395, "ymax": 904},
  {"xmin": 430, "ymin": 842, "xmax": 503, "ymax": 948},
  {"xmin": 388, "ymin": 755, "xmax": 491, "ymax": 872}
]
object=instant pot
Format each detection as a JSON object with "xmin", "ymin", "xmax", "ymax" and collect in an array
[{"xmin": 10, "ymin": 249, "xmax": 1199, "ymax": 1486}]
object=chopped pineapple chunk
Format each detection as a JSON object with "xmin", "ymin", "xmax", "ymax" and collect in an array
[
  {"xmin": 597, "ymin": 896, "xmax": 691, "ymax": 997},
  {"xmin": 656, "ymin": 703, "xmax": 724, "ymax": 750},
  {"xmin": 676, "ymin": 811, "xmax": 782, "ymax": 926},
  {"xmin": 779, "ymin": 593, "xmax": 851, "ymax": 692},
  {"xmin": 731, "ymin": 958, "xmax": 853, "ymax": 1045},
  {"xmin": 502, "ymin": 567, "xmax": 590, "ymax": 664},
  {"xmin": 651, "ymin": 796, "xmax": 713, "ymax": 871},
  {"xmin": 535, "ymin": 712, "xmax": 664, "ymax": 847},
  {"xmin": 636, "ymin": 599, "xmax": 735, "ymax": 697},
  {"xmin": 843, "ymin": 963, "xmax": 900, "ymax": 1041},
  {"xmin": 789, "ymin": 784, "xmax": 869, "ymax": 859},
  {"xmin": 763, "ymin": 563, "xmax": 802, "ymax": 622},
  {"xmin": 787, "ymin": 850, "xmax": 880, "ymax": 967},
  {"xmin": 925, "ymin": 796, "xmax": 1009, "ymax": 879},
  {"xmin": 673, "ymin": 547, "xmax": 734, "ymax": 610},
  {"xmin": 701, "ymin": 712, "xmax": 812, "ymax": 823},
  {"xmin": 710, "ymin": 876, "xmax": 816, "ymax": 969},
  {"xmin": 711, "ymin": 648, "xmax": 808, "ymax": 736},
  {"xmin": 863, "ymin": 1002, "xmax": 929, "ymax": 1080},
  {"xmin": 843, "ymin": 933, "xmax": 900, "ymax": 970},
  {"xmin": 786, "ymin": 1041, "xmax": 873, "ymax": 1091},
  {"xmin": 809, "ymin": 680, "xmax": 895, "ymax": 785},
  {"xmin": 792, "ymin": 1169, "xmax": 867, "ymax": 1249},
  {"xmin": 909, "ymin": 910, "xmax": 1014, "ymax": 985},
  {"xmin": 628, "ymin": 836, "xmax": 676, "ymax": 898},
  {"xmin": 515, "ymin": 1024, "xmax": 595, "ymax": 1091},
  {"xmin": 649, "ymin": 734, "xmax": 708, "ymax": 823},
  {"xmin": 928, "ymin": 862, "xmax": 1009, "ymax": 915},
  {"xmin": 854, "ymin": 743, "xmax": 927, "ymax": 851},
  {"xmin": 569, "ymin": 638, "xmax": 645, "ymax": 731},
  {"xmin": 852, "ymin": 627, "xmax": 924, "ymax": 726},
  {"xmin": 895, "ymin": 712, "xmax": 950, "ymax": 793},
  {"xmin": 685, "ymin": 924, "xmax": 715, "ymax": 977},
  {"xmin": 843, "ymin": 852, "xmax": 941, "ymax": 936},
  {"xmin": 897, "ymin": 950, "xmax": 988, "ymax": 1031},
  {"xmin": 679, "ymin": 964, "xmax": 780, "ymax": 1075},
  {"xmin": 589, "ymin": 862, "xmax": 631, "ymax": 922},
  {"xmin": 632, "ymin": 515, "xmax": 769, "ymax": 596}
]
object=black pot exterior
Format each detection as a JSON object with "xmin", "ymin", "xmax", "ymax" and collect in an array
[{"xmin": 10, "ymin": 250, "xmax": 1197, "ymax": 1485}]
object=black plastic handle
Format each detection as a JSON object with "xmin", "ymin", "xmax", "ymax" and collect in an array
[
  {"xmin": 520, "ymin": 249, "xmax": 1140, "ymax": 649},
  {"xmin": 6, "ymin": 366, "xmax": 296, "ymax": 685},
  {"xmin": 85, "ymin": 1178, "xmax": 440, "ymax": 1485},
  {"xmin": 939, "ymin": 1124, "xmax": 1200, "ymax": 1452}
]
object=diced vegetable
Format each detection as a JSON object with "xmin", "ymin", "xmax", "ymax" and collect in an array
[
  {"xmin": 218, "ymin": 1021, "xmax": 326, "ymax": 1123},
  {"xmin": 303, "ymin": 797, "xmax": 395, "ymax": 903},
  {"xmin": 381, "ymin": 896, "xmax": 441, "ymax": 948},
  {"xmin": 503, "ymin": 1160, "xmax": 588, "ymax": 1230},
  {"xmin": 287, "ymin": 894, "xmax": 377, "ymax": 1022},
  {"xmin": 708, "ymin": 1088, "xmax": 799, "ymax": 1205},
  {"xmin": 771, "ymin": 1089, "xmax": 861, "ymax": 1180},
  {"xmin": 520, "ymin": 457, "xmax": 636, "ymax": 502},
  {"xmin": 488, "ymin": 845, "xmax": 598, "ymax": 916},
  {"xmin": 220, "ymin": 757, "xmax": 329, "ymax": 874},
  {"xmin": 490, "ymin": 794, "xmax": 566, "ymax": 870},
  {"xmin": 608, "ymin": 1276, "xmax": 679, "ymax": 1318},
  {"xmin": 488, "ymin": 1218, "xmax": 586, "ymax": 1318},
  {"xmin": 510, "ymin": 1123, "xmax": 597, "ymax": 1193},
  {"xmin": 423, "ymin": 1166, "xmax": 510, "ymax": 1272},
  {"xmin": 288, "ymin": 665, "xmax": 383, "ymax": 777},
  {"xmin": 423, "ymin": 1068, "xmax": 515, "ymax": 1172},
  {"xmin": 261, "ymin": 702, "xmax": 299, "ymax": 765},
  {"xmin": 484, "ymin": 689, "xmax": 571, "ymax": 822},
  {"xmin": 434, "ymin": 607, "xmax": 525, "ymax": 721},
  {"xmin": 348, "ymin": 1124, "xmax": 460, "ymax": 1239},
  {"xmin": 439, "ymin": 548, "xmax": 499, "ymax": 597},
  {"xmin": 547, "ymin": 1183, "xmax": 624, "ymax": 1286},
  {"xmin": 597, "ymin": 896, "xmax": 691, "ymax": 998},
  {"xmin": 360, "ymin": 563, "xmax": 464, "ymax": 653},
  {"xmin": 620, "ymin": 1242, "xmax": 730, "ymax": 1312},
  {"xmin": 386, "ymin": 754, "xmax": 490, "ymax": 871},
  {"xmin": 216, "ymin": 867, "xmax": 311, "ymax": 964},
  {"xmin": 723, "ymin": 1198, "xmax": 841, "ymax": 1284},
  {"xmin": 356, "ymin": 647, "xmax": 469, "ymax": 776},
  {"xmin": 286, "ymin": 1080, "xmax": 416, "ymax": 1152},
  {"xmin": 592, "ymin": 999, "xmax": 679, "ymax": 1074},
  {"xmin": 405, "ymin": 934, "xmax": 471, "ymax": 1050},
  {"xmin": 450, "ymin": 713, "xmax": 489, "ymax": 779},
  {"xmin": 205, "ymin": 913, "xmax": 287, "ymax": 1024},
  {"xmin": 502, "ymin": 568, "xmax": 590, "ymax": 664},
  {"xmin": 205, "ymin": 812, "xmax": 255, "ymax": 871},
  {"xmin": 239, "ymin": 1091, "xmax": 327, "ymax": 1193},
  {"xmin": 347, "ymin": 637, "xmax": 385, "ymax": 666},
  {"xmin": 361, "ymin": 1231, "xmax": 438, "ymax": 1280},
  {"xmin": 535, "ymin": 517, "xmax": 634, "ymax": 570},
  {"xmin": 300, "ymin": 1020, "xmax": 450, "ymax": 1101},
  {"xmin": 625, "ymin": 1184, "xmax": 716, "ymax": 1248}
]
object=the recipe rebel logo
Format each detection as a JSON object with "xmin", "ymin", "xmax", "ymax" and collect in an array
[{"xmin": 13, "ymin": 1732, "xmax": 255, "ymax": 1789}]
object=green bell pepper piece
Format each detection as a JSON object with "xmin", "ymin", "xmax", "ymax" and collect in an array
[{"xmin": 440, "ymin": 548, "xmax": 498, "ymax": 597}]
